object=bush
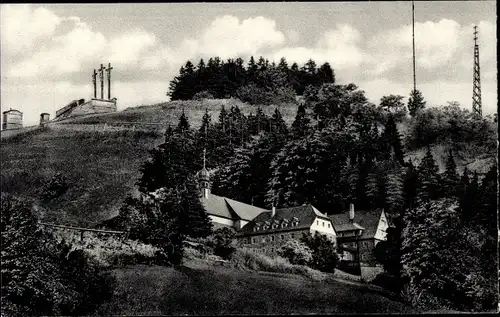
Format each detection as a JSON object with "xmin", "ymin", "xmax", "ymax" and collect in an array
[
  {"xmin": 228, "ymin": 248, "xmax": 327, "ymax": 281},
  {"xmin": 278, "ymin": 239, "xmax": 312, "ymax": 265},
  {"xmin": 301, "ymin": 234, "xmax": 339, "ymax": 273},
  {"xmin": 40, "ymin": 172, "xmax": 69, "ymax": 201},
  {"xmin": 193, "ymin": 91, "xmax": 215, "ymax": 100},
  {"xmin": 205, "ymin": 227, "xmax": 237, "ymax": 259},
  {"xmin": 236, "ymin": 83, "xmax": 296, "ymax": 105},
  {"xmin": 1, "ymin": 193, "xmax": 115, "ymax": 316},
  {"xmin": 371, "ymin": 272, "xmax": 402, "ymax": 294}
]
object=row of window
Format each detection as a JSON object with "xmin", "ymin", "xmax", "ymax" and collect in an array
[
  {"xmin": 254, "ymin": 220, "xmax": 299, "ymax": 232},
  {"xmin": 248, "ymin": 232, "xmax": 299, "ymax": 244},
  {"xmin": 316, "ymin": 220, "xmax": 331, "ymax": 228},
  {"xmin": 244, "ymin": 231, "xmax": 335, "ymax": 245}
]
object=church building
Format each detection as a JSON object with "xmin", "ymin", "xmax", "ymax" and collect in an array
[{"xmin": 196, "ymin": 149, "xmax": 269, "ymax": 231}]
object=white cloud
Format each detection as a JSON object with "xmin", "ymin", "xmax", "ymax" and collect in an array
[
  {"xmin": 0, "ymin": 5, "xmax": 61, "ymax": 56},
  {"xmin": 184, "ymin": 15, "xmax": 286, "ymax": 59},
  {"xmin": 270, "ymin": 24, "xmax": 365, "ymax": 71},
  {"xmin": 366, "ymin": 19, "xmax": 497, "ymax": 77},
  {"xmin": 107, "ymin": 30, "xmax": 157, "ymax": 65}
]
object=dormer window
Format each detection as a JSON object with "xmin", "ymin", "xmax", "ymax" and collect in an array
[
  {"xmin": 263, "ymin": 225, "xmax": 269, "ymax": 230},
  {"xmin": 272, "ymin": 224, "xmax": 278, "ymax": 229},
  {"xmin": 254, "ymin": 227, "xmax": 259, "ymax": 232},
  {"xmin": 281, "ymin": 222, "xmax": 288, "ymax": 228}
]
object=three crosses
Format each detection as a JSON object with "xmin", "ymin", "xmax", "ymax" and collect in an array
[{"xmin": 92, "ymin": 63, "xmax": 113, "ymax": 100}]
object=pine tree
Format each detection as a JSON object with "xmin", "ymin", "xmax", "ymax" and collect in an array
[
  {"xmin": 291, "ymin": 104, "xmax": 311, "ymax": 139},
  {"xmin": 365, "ymin": 171, "xmax": 380, "ymax": 208},
  {"xmin": 461, "ymin": 170, "xmax": 479, "ymax": 222},
  {"xmin": 381, "ymin": 115, "xmax": 405, "ymax": 165},
  {"xmin": 177, "ymin": 109, "xmax": 191, "ymax": 133},
  {"xmin": 270, "ymin": 107, "xmax": 289, "ymax": 138},
  {"xmin": 408, "ymin": 89, "xmax": 426, "ymax": 117},
  {"xmin": 177, "ymin": 177, "xmax": 213, "ymax": 238},
  {"xmin": 415, "ymin": 147, "xmax": 439, "ymax": 204},
  {"xmin": 317, "ymin": 62, "xmax": 335, "ymax": 85},
  {"xmin": 401, "ymin": 198, "xmax": 476, "ymax": 310},
  {"xmin": 385, "ymin": 158, "xmax": 404, "ymax": 214},
  {"xmin": 441, "ymin": 149, "xmax": 459, "ymax": 197},
  {"xmin": 403, "ymin": 159, "xmax": 418, "ymax": 210},
  {"xmin": 277, "ymin": 57, "xmax": 288, "ymax": 72}
]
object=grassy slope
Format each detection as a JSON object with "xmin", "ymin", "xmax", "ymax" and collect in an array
[
  {"xmin": 62, "ymin": 99, "xmax": 299, "ymax": 127},
  {"xmin": 95, "ymin": 264, "xmax": 417, "ymax": 315},
  {"xmin": 0, "ymin": 128, "xmax": 161, "ymax": 226}
]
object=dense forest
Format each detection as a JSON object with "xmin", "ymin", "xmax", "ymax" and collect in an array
[{"xmin": 167, "ymin": 56, "xmax": 334, "ymax": 103}]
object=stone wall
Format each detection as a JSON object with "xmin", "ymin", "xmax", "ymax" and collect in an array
[
  {"xmin": 70, "ymin": 99, "xmax": 117, "ymax": 117},
  {"xmin": 238, "ymin": 229, "xmax": 310, "ymax": 255}
]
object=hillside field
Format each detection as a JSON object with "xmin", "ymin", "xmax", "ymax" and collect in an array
[{"xmin": 95, "ymin": 264, "xmax": 417, "ymax": 315}]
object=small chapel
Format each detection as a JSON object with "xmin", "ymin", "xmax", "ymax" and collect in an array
[{"xmin": 195, "ymin": 149, "xmax": 269, "ymax": 231}]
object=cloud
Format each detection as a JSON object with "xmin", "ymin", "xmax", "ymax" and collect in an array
[
  {"xmin": 183, "ymin": 15, "xmax": 286, "ymax": 59},
  {"xmin": 365, "ymin": 19, "xmax": 497, "ymax": 81},
  {"xmin": 0, "ymin": 5, "xmax": 61, "ymax": 56},
  {"xmin": 269, "ymin": 24, "xmax": 365, "ymax": 71}
]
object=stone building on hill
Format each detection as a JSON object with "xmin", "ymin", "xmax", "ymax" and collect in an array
[
  {"xmin": 236, "ymin": 204, "xmax": 337, "ymax": 255},
  {"xmin": 54, "ymin": 64, "xmax": 117, "ymax": 120},
  {"xmin": 329, "ymin": 204, "xmax": 389, "ymax": 265},
  {"xmin": 2, "ymin": 109, "xmax": 23, "ymax": 130}
]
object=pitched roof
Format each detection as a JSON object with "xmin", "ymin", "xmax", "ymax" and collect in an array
[
  {"xmin": 329, "ymin": 209, "xmax": 384, "ymax": 240},
  {"xmin": 224, "ymin": 197, "xmax": 268, "ymax": 221},
  {"xmin": 200, "ymin": 194, "xmax": 268, "ymax": 221},
  {"xmin": 3, "ymin": 109, "xmax": 22, "ymax": 114},
  {"xmin": 239, "ymin": 204, "xmax": 332, "ymax": 236}
]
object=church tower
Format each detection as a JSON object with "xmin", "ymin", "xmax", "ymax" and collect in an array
[{"xmin": 198, "ymin": 148, "xmax": 210, "ymax": 198}]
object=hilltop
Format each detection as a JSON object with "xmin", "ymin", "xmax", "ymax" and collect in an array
[{"xmin": 0, "ymin": 99, "xmax": 495, "ymax": 227}]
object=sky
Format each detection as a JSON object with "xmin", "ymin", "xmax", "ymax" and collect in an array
[{"xmin": 0, "ymin": 2, "xmax": 497, "ymax": 126}]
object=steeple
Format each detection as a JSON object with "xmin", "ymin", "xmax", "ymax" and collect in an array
[{"xmin": 198, "ymin": 148, "xmax": 210, "ymax": 198}]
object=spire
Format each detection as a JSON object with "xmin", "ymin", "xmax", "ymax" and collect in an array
[
  {"xmin": 203, "ymin": 147, "xmax": 206, "ymax": 169},
  {"xmin": 198, "ymin": 148, "xmax": 210, "ymax": 198}
]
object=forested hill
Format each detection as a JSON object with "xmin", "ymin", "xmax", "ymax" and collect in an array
[{"xmin": 0, "ymin": 56, "xmax": 497, "ymax": 227}]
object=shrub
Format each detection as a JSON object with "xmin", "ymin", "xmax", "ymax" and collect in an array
[
  {"xmin": 228, "ymin": 248, "xmax": 326, "ymax": 281},
  {"xmin": 40, "ymin": 172, "xmax": 69, "ymax": 201},
  {"xmin": 193, "ymin": 90, "xmax": 215, "ymax": 100},
  {"xmin": 1, "ymin": 193, "xmax": 115, "ymax": 316},
  {"xmin": 236, "ymin": 83, "xmax": 296, "ymax": 105},
  {"xmin": 278, "ymin": 239, "xmax": 312, "ymax": 265},
  {"xmin": 205, "ymin": 227, "xmax": 237, "ymax": 259},
  {"xmin": 301, "ymin": 234, "xmax": 339, "ymax": 273}
]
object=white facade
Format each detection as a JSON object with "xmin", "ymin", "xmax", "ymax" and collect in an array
[
  {"xmin": 373, "ymin": 211, "xmax": 389, "ymax": 241},
  {"xmin": 309, "ymin": 216, "xmax": 336, "ymax": 243}
]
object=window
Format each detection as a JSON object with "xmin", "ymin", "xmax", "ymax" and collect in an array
[
  {"xmin": 280, "ymin": 234, "xmax": 284, "ymax": 240},
  {"xmin": 317, "ymin": 220, "xmax": 319, "ymax": 225},
  {"xmin": 271, "ymin": 236, "xmax": 275, "ymax": 242},
  {"xmin": 322, "ymin": 222, "xmax": 325, "ymax": 227},
  {"xmin": 252, "ymin": 238, "xmax": 256, "ymax": 244},
  {"xmin": 328, "ymin": 223, "xmax": 330, "ymax": 228},
  {"xmin": 272, "ymin": 224, "xmax": 277, "ymax": 229}
]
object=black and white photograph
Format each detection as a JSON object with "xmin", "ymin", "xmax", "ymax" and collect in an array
[{"xmin": 0, "ymin": 1, "xmax": 498, "ymax": 315}]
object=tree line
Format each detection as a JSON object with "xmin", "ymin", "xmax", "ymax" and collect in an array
[{"xmin": 167, "ymin": 56, "xmax": 335, "ymax": 103}]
